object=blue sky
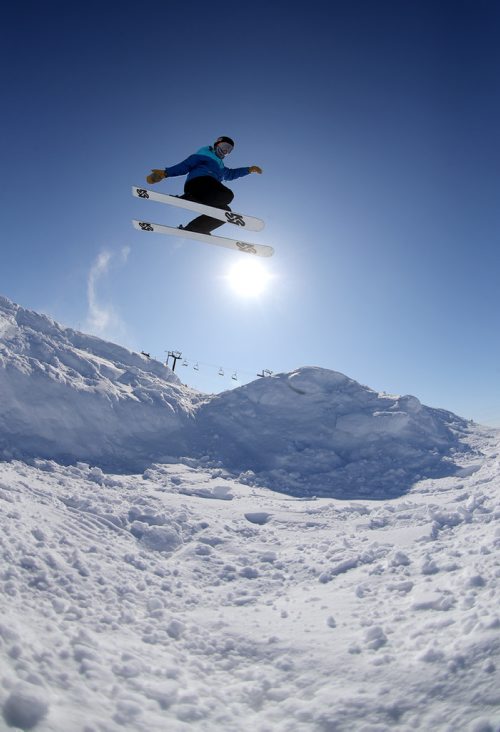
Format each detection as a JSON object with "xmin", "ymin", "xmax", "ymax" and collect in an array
[{"xmin": 2, "ymin": 0, "xmax": 500, "ymax": 424}]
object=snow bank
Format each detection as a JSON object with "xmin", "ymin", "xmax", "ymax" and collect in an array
[
  {"xmin": 0, "ymin": 294, "xmax": 472, "ymax": 497},
  {"xmin": 0, "ymin": 296, "xmax": 197, "ymax": 471},
  {"xmin": 194, "ymin": 367, "xmax": 472, "ymax": 497}
]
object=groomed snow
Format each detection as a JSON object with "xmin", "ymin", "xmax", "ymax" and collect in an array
[{"xmin": 1, "ymin": 294, "xmax": 500, "ymax": 731}]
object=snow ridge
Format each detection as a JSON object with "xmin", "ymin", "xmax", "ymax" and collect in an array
[
  {"xmin": 0, "ymin": 295, "xmax": 198, "ymax": 471},
  {"xmin": 0, "ymin": 294, "xmax": 473, "ymax": 497}
]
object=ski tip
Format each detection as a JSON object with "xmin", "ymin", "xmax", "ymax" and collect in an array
[
  {"xmin": 132, "ymin": 185, "xmax": 150, "ymax": 199},
  {"xmin": 132, "ymin": 219, "xmax": 153, "ymax": 232}
]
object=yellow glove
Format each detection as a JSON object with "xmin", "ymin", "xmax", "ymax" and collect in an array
[
  {"xmin": 249, "ymin": 166, "xmax": 263, "ymax": 174},
  {"xmin": 146, "ymin": 169, "xmax": 167, "ymax": 184}
]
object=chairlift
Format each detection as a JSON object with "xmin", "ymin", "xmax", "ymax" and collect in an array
[
  {"xmin": 182, "ymin": 359, "xmax": 188, "ymax": 367},
  {"xmin": 218, "ymin": 367, "xmax": 224, "ymax": 376},
  {"xmin": 193, "ymin": 362, "xmax": 199, "ymax": 371},
  {"xmin": 232, "ymin": 372, "xmax": 238, "ymax": 381}
]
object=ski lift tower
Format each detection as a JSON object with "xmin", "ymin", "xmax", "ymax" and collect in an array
[{"xmin": 166, "ymin": 350, "xmax": 182, "ymax": 372}]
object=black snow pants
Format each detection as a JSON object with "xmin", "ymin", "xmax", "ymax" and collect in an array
[{"xmin": 180, "ymin": 176, "xmax": 234, "ymax": 235}]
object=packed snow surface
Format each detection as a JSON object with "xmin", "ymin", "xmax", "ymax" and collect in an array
[{"xmin": 1, "ymin": 294, "xmax": 500, "ymax": 731}]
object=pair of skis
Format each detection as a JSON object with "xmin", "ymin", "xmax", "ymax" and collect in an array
[{"xmin": 131, "ymin": 186, "xmax": 273, "ymax": 257}]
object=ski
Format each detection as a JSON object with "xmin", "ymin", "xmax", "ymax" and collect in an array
[
  {"xmin": 132, "ymin": 220, "xmax": 274, "ymax": 258},
  {"xmin": 132, "ymin": 186, "xmax": 264, "ymax": 231}
]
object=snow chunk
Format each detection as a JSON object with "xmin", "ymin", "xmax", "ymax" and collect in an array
[
  {"xmin": 364, "ymin": 626, "xmax": 388, "ymax": 650},
  {"xmin": 2, "ymin": 686, "xmax": 48, "ymax": 729},
  {"xmin": 464, "ymin": 573, "xmax": 486, "ymax": 589},
  {"xmin": 166, "ymin": 619, "xmax": 185, "ymax": 640},
  {"xmin": 259, "ymin": 551, "xmax": 277, "ymax": 563},
  {"xmin": 244, "ymin": 512, "xmax": 272, "ymax": 525},
  {"xmin": 391, "ymin": 551, "xmax": 411, "ymax": 567},
  {"xmin": 419, "ymin": 645, "xmax": 445, "ymax": 663},
  {"xmin": 180, "ymin": 484, "xmax": 234, "ymax": 500},
  {"xmin": 411, "ymin": 591, "xmax": 455, "ymax": 612},
  {"xmin": 131, "ymin": 522, "xmax": 182, "ymax": 552}
]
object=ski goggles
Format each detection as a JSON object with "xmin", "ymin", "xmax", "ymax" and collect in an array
[{"xmin": 215, "ymin": 141, "xmax": 233, "ymax": 156}]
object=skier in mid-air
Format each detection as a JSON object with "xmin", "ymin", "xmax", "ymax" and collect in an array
[{"xmin": 146, "ymin": 136, "xmax": 262, "ymax": 235}]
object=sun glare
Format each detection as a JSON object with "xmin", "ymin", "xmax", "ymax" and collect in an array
[{"xmin": 226, "ymin": 259, "xmax": 272, "ymax": 297}]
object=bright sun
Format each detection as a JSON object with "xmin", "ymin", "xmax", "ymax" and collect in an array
[{"xmin": 226, "ymin": 259, "xmax": 272, "ymax": 297}]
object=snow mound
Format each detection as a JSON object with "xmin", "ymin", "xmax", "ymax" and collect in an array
[
  {"xmin": 194, "ymin": 367, "xmax": 472, "ymax": 497},
  {"xmin": 0, "ymin": 295, "xmax": 473, "ymax": 497}
]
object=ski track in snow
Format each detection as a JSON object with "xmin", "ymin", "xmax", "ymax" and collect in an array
[{"xmin": 1, "ymin": 294, "xmax": 500, "ymax": 730}]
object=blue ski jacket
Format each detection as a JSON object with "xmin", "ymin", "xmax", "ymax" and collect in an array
[{"xmin": 165, "ymin": 146, "xmax": 251, "ymax": 184}]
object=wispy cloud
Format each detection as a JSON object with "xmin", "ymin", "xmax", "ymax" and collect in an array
[{"xmin": 85, "ymin": 247, "xmax": 130, "ymax": 340}]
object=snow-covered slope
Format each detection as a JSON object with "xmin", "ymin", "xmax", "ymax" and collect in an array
[
  {"xmin": 1, "ymin": 294, "xmax": 500, "ymax": 731},
  {"xmin": 0, "ymin": 296, "xmax": 199, "ymax": 471},
  {"xmin": 0, "ymin": 296, "xmax": 473, "ymax": 498}
]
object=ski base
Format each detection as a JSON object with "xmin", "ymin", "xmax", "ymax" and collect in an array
[
  {"xmin": 132, "ymin": 186, "xmax": 264, "ymax": 231},
  {"xmin": 132, "ymin": 220, "xmax": 274, "ymax": 258}
]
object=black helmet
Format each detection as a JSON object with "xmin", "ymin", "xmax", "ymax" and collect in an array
[{"xmin": 214, "ymin": 136, "xmax": 235, "ymax": 148}]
